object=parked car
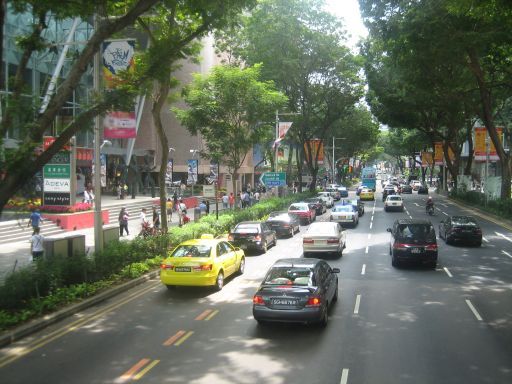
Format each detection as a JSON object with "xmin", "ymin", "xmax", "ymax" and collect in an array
[
  {"xmin": 265, "ymin": 212, "xmax": 301, "ymax": 238},
  {"xmin": 339, "ymin": 198, "xmax": 364, "ymax": 216},
  {"xmin": 305, "ymin": 197, "xmax": 327, "ymax": 215},
  {"xmin": 387, "ymin": 219, "xmax": 438, "ymax": 268},
  {"xmin": 417, "ymin": 184, "xmax": 429, "ymax": 194},
  {"xmin": 288, "ymin": 202, "xmax": 316, "ymax": 224},
  {"xmin": 384, "ymin": 195, "xmax": 404, "ymax": 212},
  {"xmin": 252, "ymin": 258, "xmax": 339, "ymax": 326},
  {"xmin": 160, "ymin": 234, "xmax": 245, "ymax": 291},
  {"xmin": 337, "ymin": 186, "xmax": 348, "ymax": 198},
  {"xmin": 330, "ymin": 204, "xmax": 359, "ymax": 227},
  {"xmin": 317, "ymin": 192, "xmax": 334, "ymax": 208},
  {"xmin": 439, "ymin": 216, "xmax": 482, "ymax": 246},
  {"xmin": 302, "ymin": 221, "xmax": 346, "ymax": 258},
  {"xmin": 228, "ymin": 222, "xmax": 277, "ymax": 253}
]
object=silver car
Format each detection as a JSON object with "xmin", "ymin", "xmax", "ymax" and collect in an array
[
  {"xmin": 302, "ymin": 221, "xmax": 346, "ymax": 258},
  {"xmin": 330, "ymin": 204, "xmax": 359, "ymax": 226}
]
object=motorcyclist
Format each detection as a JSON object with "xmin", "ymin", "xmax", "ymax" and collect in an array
[{"xmin": 426, "ymin": 196, "xmax": 434, "ymax": 213}]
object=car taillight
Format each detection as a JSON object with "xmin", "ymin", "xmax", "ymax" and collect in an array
[
  {"xmin": 228, "ymin": 234, "xmax": 234, "ymax": 241},
  {"xmin": 306, "ymin": 296, "xmax": 321, "ymax": 307},
  {"xmin": 393, "ymin": 242, "xmax": 407, "ymax": 250},
  {"xmin": 451, "ymin": 227, "xmax": 462, "ymax": 232},
  {"xmin": 282, "ymin": 224, "xmax": 290, "ymax": 228},
  {"xmin": 327, "ymin": 238, "xmax": 339, "ymax": 244},
  {"xmin": 425, "ymin": 244, "xmax": 438, "ymax": 251},
  {"xmin": 160, "ymin": 264, "xmax": 174, "ymax": 270},
  {"xmin": 254, "ymin": 235, "xmax": 262, "ymax": 241},
  {"xmin": 193, "ymin": 264, "xmax": 212, "ymax": 271},
  {"xmin": 253, "ymin": 295, "xmax": 265, "ymax": 305},
  {"xmin": 303, "ymin": 238, "xmax": 314, "ymax": 244}
]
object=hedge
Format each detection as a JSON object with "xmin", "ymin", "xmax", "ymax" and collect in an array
[
  {"xmin": 449, "ymin": 190, "xmax": 512, "ymax": 220},
  {"xmin": 0, "ymin": 193, "xmax": 311, "ymax": 330}
]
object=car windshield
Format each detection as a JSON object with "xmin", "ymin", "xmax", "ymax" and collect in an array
[
  {"xmin": 172, "ymin": 244, "xmax": 212, "ymax": 258},
  {"xmin": 388, "ymin": 196, "xmax": 402, "ymax": 201},
  {"xmin": 289, "ymin": 204, "xmax": 307, "ymax": 211},
  {"xmin": 264, "ymin": 267, "xmax": 314, "ymax": 286},
  {"xmin": 333, "ymin": 205, "xmax": 353, "ymax": 212},
  {"xmin": 269, "ymin": 211, "xmax": 286, "ymax": 218},
  {"xmin": 397, "ymin": 224, "xmax": 436, "ymax": 241},
  {"xmin": 234, "ymin": 224, "xmax": 259, "ymax": 233},
  {"xmin": 452, "ymin": 216, "xmax": 477, "ymax": 226},
  {"xmin": 307, "ymin": 223, "xmax": 338, "ymax": 235}
]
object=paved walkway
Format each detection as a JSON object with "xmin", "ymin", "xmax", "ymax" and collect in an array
[{"xmin": 0, "ymin": 194, "xmax": 228, "ymax": 280}]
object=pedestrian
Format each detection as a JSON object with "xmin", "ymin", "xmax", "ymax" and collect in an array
[
  {"xmin": 172, "ymin": 191, "xmax": 178, "ymax": 212},
  {"xmin": 27, "ymin": 209, "xmax": 43, "ymax": 235},
  {"xmin": 206, "ymin": 200, "xmax": 210, "ymax": 214},
  {"xmin": 222, "ymin": 193, "xmax": 229, "ymax": 209},
  {"xmin": 254, "ymin": 190, "xmax": 260, "ymax": 203},
  {"xmin": 166, "ymin": 198, "xmax": 173, "ymax": 222},
  {"xmin": 30, "ymin": 227, "xmax": 44, "ymax": 261},
  {"xmin": 240, "ymin": 191, "xmax": 246, "ymax": 208},
  {"xmin": 199, "ymin": 200, "xmax": 207, "ymax": 215},
  {"xmin": 152, "ymin": 206, "xmax": 160, "ymax": 229},
  {"xmin": 243, "ymin": 191, "xmax": 251, "ymax": 208},
  {"xmin": 139, "ymin": 208, "xmax": 151, "ymax": 236},
  {"xmin": 118, "ymin": 207, "xmax": 129, "ymax": 236},
  {"xmin": 178, "ymin": 199, "xmax": 187, "ymax": 226},
  {"xmin": 228, "ymin": 192, "xmax": 235, "ymax": 209}
]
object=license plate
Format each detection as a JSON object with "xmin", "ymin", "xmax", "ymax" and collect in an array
[
  {"xmin": 410, "ymin": 248, "xmax": 422, "ymax": 254},
  {"xmin": 175, "ymin": 267, "xmax": 191, "ymax": 272},
  {"xmin": 315, "ymin": 240, "xmax": 327, "ymax": 245},
  {"xmin": 271, "ymin": 298, "xmax": 298, "ymax": 305}
]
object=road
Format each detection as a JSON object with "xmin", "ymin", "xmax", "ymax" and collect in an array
[{"xmin": 1, "ymin": 188, "xmax": 511, "ymax": 383}]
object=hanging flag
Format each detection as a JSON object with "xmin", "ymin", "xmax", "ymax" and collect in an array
[{"xmin": 273, "ymin": 122, "xmax": 293, "ymax": 148}]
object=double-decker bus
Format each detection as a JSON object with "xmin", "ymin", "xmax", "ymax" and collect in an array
[{"xmin": 361, "ymin": 167, "xmax": 376, "ymax": 191}]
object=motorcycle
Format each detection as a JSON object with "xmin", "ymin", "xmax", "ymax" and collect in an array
[{"xmin": 426, "ymin": 205, "xmax": 434, "ymax": 216}]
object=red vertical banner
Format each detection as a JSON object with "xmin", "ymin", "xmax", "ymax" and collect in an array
[{"xmin": 434, "ymin": 142, "xmax": 443, "ymax": 165}]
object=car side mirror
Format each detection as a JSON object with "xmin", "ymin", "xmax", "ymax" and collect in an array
[
  {"xmin": 332, "ymin": 268, "xmax": 340, "ymax": 273},
  {"xmin": 386, "ymin": 228, "xmax": 391, "ymax": 232}
]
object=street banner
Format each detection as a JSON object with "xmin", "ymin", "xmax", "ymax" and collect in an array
[
  {"xmin": 434, "ymin": 142, "xmax": 443, "ymax": 165},
  {"xmin": 421, "ymin": 152, "xmax": 433, "ymax": 168},
  {"xmin": 474, "ymin": 126, "xmax": 502, "ymax": 162},
  {"xmin": 166, "ymin": 158, "xmax": 173, "ymax": 185},
  {"xmin": 304, "ymin": 139, "xmax": 324, "ymax": 164},
  {"xmin": 187, "ymin": 159, "xmax": 198, "ymax": 185},
  {"xmin": 273, "ymin": 122, "xmax": 293, "ymax": 148},
  {"xmin": 103, "ymin": 111, "xmax": 137, "ymax": 139},
  {"xmin": 102, "ymin": 40, "xmax": 137, "ymax": 139}
]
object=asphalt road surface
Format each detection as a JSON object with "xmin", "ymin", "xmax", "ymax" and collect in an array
[{"xmin": 1, "ymin": 188, "xmax": 511, "ymax": 384}]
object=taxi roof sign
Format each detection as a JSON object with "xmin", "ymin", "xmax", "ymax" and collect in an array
[{"xmin": 200, "ymin": 234, "xmax": 214, "ymax": 239}]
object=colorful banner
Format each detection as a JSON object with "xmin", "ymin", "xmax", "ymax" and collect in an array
[
  {"xmin": 165, "ymin": 159, "xmax": 173, "ymax": 185},
  {"xmin": 421, "ymin": 152, "xmax": 433, "ymax": 168},
  {"xmin": 102, "ymin": 40, "xmax": 137, "ymax": 139},
  {"xmin": 187, "ymin": 159, "xmax": 198, "ymax": 185},
  {"xmin": 434, "ymin": 142, "xmax": 443, "ymax": 165},
  {"xmin": 103, "ymin": 111, "xmax": 137, "ymax": 139},
  {"xmin": 474, "ymin": 127, "xmax": 502, "ymax": 162},
  {"xmin": 273, "ymin": 122, "xmax": 293, "ymax": 148},
  {"xmin": 304, "ymin": 140, "xmax": 324, "ymax": 164}
]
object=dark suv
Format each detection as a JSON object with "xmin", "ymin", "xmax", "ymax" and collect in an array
[
  {"xmin": 387, "ymin": 219, "xmax": 438, "ymax": 268},
  {"xmin": 228, "ymin": 221, "xmax": 277, "ymax": 253}
]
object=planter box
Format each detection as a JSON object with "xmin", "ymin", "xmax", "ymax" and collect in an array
[{"xmin": 43, "ymin": 210, "xmax": 109, "ymax": 231}]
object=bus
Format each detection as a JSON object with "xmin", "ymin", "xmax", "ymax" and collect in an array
[{"xmin": 361, "ymin": 167, "xmax": 376, "ymax": 191}]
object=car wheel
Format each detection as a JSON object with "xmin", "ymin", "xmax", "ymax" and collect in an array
[
  {"xmin": 333, "ymin": 285, "xmax": 338, "ymax": 302},
  {"xmin": 273, "ymin": 236, "xmax": 277, "ymax": 247},
  {"xmin": 318, "ymin": 304, "xmax": 329, "ymax": 327},
  {"xmin": 475, "ymin": 241, "xmax": 482, "ymax": 247},
  {"xmin": 215, "ymin": 271, "xmax": 224, "ymax": 291},
  {"xmin": 446, "ymin": 236, "xmax": 452, "ymax": 245},
  {"xmin": 337, "ymin": 247, "xmax": 343, "ymax": 258},
  {"xmin": 429, "ymin": 262, "xmax": 437, "ymax": 269},
  {"xmin": 237, "ymin": 257, "xmax": 245, "ymax": 275},
  {"xmin": 391, "ymin": 254, "xmax": 398, "ymax": 267},
  {"xmin": 262, "ymin": 241, "xmax": 268, "ymax": 253}
]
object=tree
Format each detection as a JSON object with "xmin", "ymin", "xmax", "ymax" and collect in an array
[
  {"xmin": 133, "ymin": 0, "xmax": 255, "ymax": 232},
  {"xmin": 174, "ymin": 64, "xmax": 287, "ymax": 194}
]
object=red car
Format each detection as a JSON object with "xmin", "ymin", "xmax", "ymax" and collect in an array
[{"xmin": 288, "ymin": 202, "xmax": 316, "ymax": 225}]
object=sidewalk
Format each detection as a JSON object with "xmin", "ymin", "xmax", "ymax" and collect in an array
[{"xmin": 0, "ymin": 194, "xmax": 226, "ymax": 280}]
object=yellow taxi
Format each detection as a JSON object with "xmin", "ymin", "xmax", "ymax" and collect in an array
[
  {"xmin": 160, "ymin": 234, "xmax": 245, "ymax": 291},
  {"xmin": 359, "ymin": 188, "xmax": 375, "ymax": 201}
]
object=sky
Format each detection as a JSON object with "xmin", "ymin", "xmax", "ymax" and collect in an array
[{"xmin": 325, "ymin": 0, "xmax": 368, "ymax": 49}]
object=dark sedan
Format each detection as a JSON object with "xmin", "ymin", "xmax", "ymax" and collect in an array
[
  {"xmin": 417, "ymin": 184, "xmax": 429, "ymax": 194},
  {"xmin": 400, "ymin": 184, "xmax": 413, "ymax": 194},
  {"xmin": 265, "ymin": 212, "xmax": 301, "ymax": 238},
  {"xmin": 228, "ymin": 221, "xmax": 277, "ymax": 253},
  {"xmin": 304, "ymin": 197, "xmax": 326, "ymax": 215},
  {"xmin": 439, "ymin": 215, "xmax": 482, "ymax": 246},
  {"xmin": 253, "ymin": 258, "xmax": 339, "ymax": 326}
]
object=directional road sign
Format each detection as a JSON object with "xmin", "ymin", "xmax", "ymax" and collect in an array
[{"xmin": 260, "ymin": 172, "xmax": 286, "ymax": 187}]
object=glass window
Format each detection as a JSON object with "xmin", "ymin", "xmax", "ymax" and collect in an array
[
  {"xmin": 264, "ymin": 267, "xmax": 313, "ymax": 286},
  {"xmin": 234, "ymin": 224, "xmax": 259, "ymax": 233},
  {"xmin": 172, "ymin": 244, "xmax": 212, "ymax": 258}
]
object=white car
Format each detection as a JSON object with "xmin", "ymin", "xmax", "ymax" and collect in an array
[
  {"xmin": 384, "ymin": 195, "xmax": 404, "ymax": 212},
  {"xmin": 302, "ymin": 221, "xmax": 346, "ymax": 258},
  {"xmin": 317, "ymin": 192, "xmax": 334, "ymax": 208},
  {"xmin": 330, "ymin": 204, "xmax": 359, "ymax": 226},
  {"xmin": 411, "ymin": 180, "xmax": 422, "ymax": 190}
]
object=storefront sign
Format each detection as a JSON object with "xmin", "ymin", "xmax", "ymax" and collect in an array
[
  {"xmin": 44, "ymin": 164, "xmax": 70, "ymax": 179},
  {"xmin": 44, "ymin": 178, "xmax": 71, "ymax": 192},
  {"xmin": 43, "ymin": 192, "xmax": 71, "ymax": 206}
]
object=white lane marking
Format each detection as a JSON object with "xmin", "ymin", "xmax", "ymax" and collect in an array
[
  {"xmin": 354, "ymin": 295, "xmax": 361, "ymax": 314},
  {"xmin": 365, "ymin": 246, "xmax": 369, "ymax": 254},
  {"xmin": 482, "ymin": 237, "xmax": 489, "ymax": 243},
  {"xmin": 414, "ymin": 203, "xmax": 419, "ymax": 207},
  {"xmin": 465, "ymin": 299, "xmax": 483, "ymax": 321},
  {"xmin": 441, "ymin": 203, "xmax": 448, "ymax": 207},
  {"xmin": 442, "ymin": 212, "xmax": 449, "ymax": 216},
  {"xmin": 361, "ymin": 264, "xmax": 366, "ymax": 275},
  {"xmin": 367, "ymin": 233, "xmax": 371, "ymax": 240},
  {"xmin": 495, "ymin": 232, "xmax": 512, "ymax": 243},
  {"xmin": 369, "ymin": 222, "xmax": 373, "ymax": 230},
  {"xmin": 372, "ymin": 208, "xmax": 375, "ymax": 215},
  {"xmin": 340, "ymin": 368, "xmax": 349, "ymax": 384},
  {"xmin": 409, "ymin": 214, "xmax": 413, "ymax": 219},
  {"xmin": 370, "ymin": 215, "xmax": 374, "ymax": 222},
  {"xmin": 443, "ymin": 267, "xmax": 453, "ymax": 278},
  {"xmin": 502, "ymin": 250, "xmax": 512, "ymax": 259}
]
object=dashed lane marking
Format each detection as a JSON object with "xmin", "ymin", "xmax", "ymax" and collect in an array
[
  {"xmin": 442, "ymin": 212, "xmax": 449, "ymax": 216},
  {"xmin": 465, "ymin": 299, "xmax": 483, "ymax": 321},
  {"xmin": 133, "ymin": 360, "xmax": 160, "ymax": 381},
  {"xmin": 414, "ymin": 203, "xmax": 419, "ymax": 207},
  {"xmin": 361, "ymin": 264, "xmax": 366, "ymax": 275},
  {"xmin": 369, "ymin": 222, "xmax": 373, "ymax": 230},
  {"xmin": 443, "ymin": 267, "xmax": 453, "ymax": 278},
  {"xmin": 163, "ymin": 330, "xmax": 187, "ymax": 346},
  {"xmin": 365, "ymin": 246, "xmax": 369, "ymax": 254},
  {"xmin": 495, "ymin": 232, "xmax": 512, "ymax": 243},
  {"xmin": 354, "ymin": 295, "xmax": 361, "ymax": 314},
  {"xmin": 204, "ymin": 310, "xmax": 219, "ymax": 321},
  {"xmin": 482, "ymin": 237, "xmax": 489, "ymax": 243},
  {"xmin": 367, "ymin": 234, "xmax": 371, "ymax": 240},
  {"xmin": 340, "ymin": 368, "xmax": 349, "ymax": 384},
  {"xmin": 195, "ymin": 309, "xmax": 213, "ymax": 321},
  {"xmin": 174, "ymin": 331, "xmax": 194, "ymax": 346},
  {"xmin": 502, "ymin": 250, "xmax": 512, "ymax": 259}
]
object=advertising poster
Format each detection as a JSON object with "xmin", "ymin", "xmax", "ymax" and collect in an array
[
  {"xmin": 187, "ymin": 159, "xmax": 198, "ymax": 185},
  {"xmin": 421, "ymin": 152, "xmax": 433, "ymax": 168},
  {"xmin": 474, "ymin": 127, "xmax": 502, "ymax": 162},
  {"xmin": 166, "ymin": 159, "xmax": 173, "ymax": 185},
  {"xmin": 434, "ymin": 142, "xmax": 444, "ymax": 165},
  {"xmin": 102, "ymin": 40, "xmax": 137, "ymax": 139},
  {"xmin": 304, "ymin": 140, "xmax": 324, "ymax": 164}
]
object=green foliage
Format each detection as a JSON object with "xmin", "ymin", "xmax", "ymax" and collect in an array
[{"xmin": 450, "ymin": 190, "xmax": 512, "ymax": 219}]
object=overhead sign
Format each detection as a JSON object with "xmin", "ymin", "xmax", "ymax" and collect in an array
[
  {"xmin": 260, "ymin": 172, "xmax": 286, "ymax": 187},
  {"xmin": 44, "ymin": 178, "xmax": 71, "ymax": 192}
]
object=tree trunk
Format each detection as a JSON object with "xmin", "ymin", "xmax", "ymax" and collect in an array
[{"xmin": 152, "ymin": 75, "xmax": 171, "ymax": 233}]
